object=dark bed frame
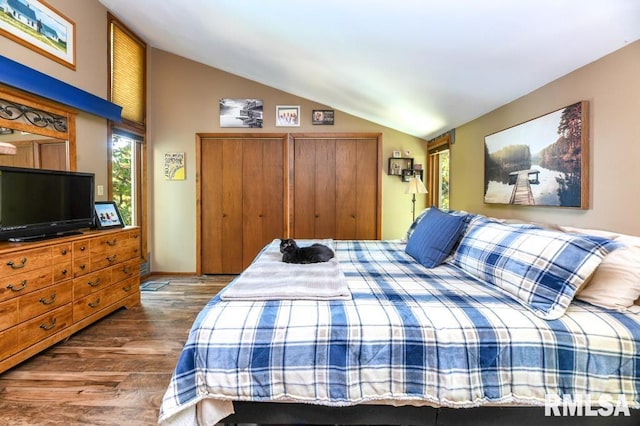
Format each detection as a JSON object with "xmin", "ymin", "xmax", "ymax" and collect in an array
[{"xmin": 221, "ymin": 402, "xmax": 637, "ymax": 425}]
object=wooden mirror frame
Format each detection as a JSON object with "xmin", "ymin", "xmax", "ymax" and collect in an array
[{"xmin": 0, "ymin": 83, "xmax": 76, "ymax": 170}]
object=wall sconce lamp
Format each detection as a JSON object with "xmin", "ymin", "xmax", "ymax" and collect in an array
[{"xmin": 405, "ymin": 174, "xmax": 428, "ymax": 221}]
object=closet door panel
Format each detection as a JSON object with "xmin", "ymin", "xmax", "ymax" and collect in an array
[
  {"xmin": 201, "ymin": 138, "xmax": 243, "ymax": 274},
  {"xmin": 293, "ymin": 140, "xmax": 316, "ymax": 238},
  {"xmin": 242, "ymin": 139, "xmax": 284, "ymax": 267},
  {"xmin": 335, "ymin": 139, "xmax": 358, "ymax": 239},
  {"xmin": 314, "ymin": 139, "xmax": 336, "ymax": 239},
  {"xmin": 355, "ymin": 138, "xmax": 378, "ymax": 239},
  {"xmin": 221, "ymin": 140, "xmax": 244, "ymax": 272}
]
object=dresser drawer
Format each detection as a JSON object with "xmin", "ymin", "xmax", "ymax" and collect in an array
[
  {"xmin": 53, "ymin": 260, "xmax": 72, "ymax": 283},
  {"xmin": 73, "ymin": 268, "xmax": 112, "ymax": 299},
  {"xmin": 90, "ymin": 232, "xmax": 127, "ymax": 255},
  {"xmin": 73, "ymin": 280, "xmax": 133, "ymax": 320},
  {"xmin": 19, "ymin": 281, "xmax": 73, "ymax": 322},
  {"xmin": 0, "ymin": 327, "xmax": 19, "ymax": 360},
  {"xmin": 0, "ymin": 267, "xmax": 53, "ymax": 303},
  {"xmin": 73, "ymin": 240, "xmax": 90, "ymax": 258},
  {"xmin": 0, "ymin": 299, "xmax": 18, "ymax": 332},
  {"xmin": 73, "ymin": 257, "xmax": 91, "ymax": 278},
  {"xmin": 111, "ymin": 258, "xmax": 140, "ymax": 284},
  {"xmin": 0, "ymin": 247, "xmax": 51, "ymax": 278},
  {"xmin": 19, "ymin": 305, "xmax": 72, "ymax": 349},
  {"xmin": 52, "ymin": 243, "xmax": 72, "ymax": 260}
]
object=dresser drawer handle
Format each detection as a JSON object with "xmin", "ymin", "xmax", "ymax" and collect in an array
[
  {"xmin": 60, "ymin": 249, "xmax": 68, "ymax": 255},
  {"xmin": 88, "ymin": 298, "xmax": 101, "ymax": 308},
  {"xmin": 7, "ymin": 280, "xmax": 27, "ymax": 292},
  {"xmin": 61, "ymin": 269, "xmax": 68, "ymax": 276},
  {"xmin": 122, "ymin": 266, "xmax": 132, "ymax": 274},
  {"xmin": 6, "ymin": 257, "xmax": 27, "ymax": 269},
  {"xmin": 39, "ymin": 293, "xmax": 57, "ymax": 305},
  {"xmin": 106, "ymin": 239, "xmax": 117, "ymax": 247},
  {"xmin": 88, "ymin": 278, "xmax": 101, "ymax": 287},
  {"xmin": 79, "ymin": 264, "xmax": 87, "ymax": 270},
  {"xmin": 107, "ymin": 255, "xmax": 118, "ymax": 263},
  {"xmin": 122, "ymin": 284, "xmax": 132, "ymax": 292},
  {"xmin": 40, "ymin": 318, "xmax": 57, "ymax": 331},
  {"xmin": 79, "ymin": 245, "xmax": 87, "ymax": 252}
]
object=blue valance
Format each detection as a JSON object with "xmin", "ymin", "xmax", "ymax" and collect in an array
[{"xmin": 0, "ymin": 55, "xmax": 122, "ymax": 122}]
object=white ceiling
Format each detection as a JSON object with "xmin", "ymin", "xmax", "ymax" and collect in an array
[{"xmin": 98, "ymin": 0, "xmax": 640, "ymax": 139}]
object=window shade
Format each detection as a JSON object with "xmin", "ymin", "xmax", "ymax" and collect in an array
[{"xmin": 110, "ymin": 23, "xmax": 145, "ymax": 124}]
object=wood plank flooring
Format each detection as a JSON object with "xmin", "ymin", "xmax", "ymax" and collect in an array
[{"xmin": 0, "ymin": 275, "xmax": 232, "ymax": 426}]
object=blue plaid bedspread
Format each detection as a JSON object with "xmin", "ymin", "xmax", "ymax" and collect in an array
[{"xmin": 160, "ymin": 240, "xmax": 640, "ymax": 424}]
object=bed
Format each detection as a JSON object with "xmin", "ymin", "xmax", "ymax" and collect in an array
[{"xmin": 159, "ymin": 210, "xmax": 640, "ymax": 425}]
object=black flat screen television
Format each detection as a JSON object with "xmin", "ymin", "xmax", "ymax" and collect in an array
[{"xmin": 0, "ymin": 166, "xmax": 95, "ymax": 242}]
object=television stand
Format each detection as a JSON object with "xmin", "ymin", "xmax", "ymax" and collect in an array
[{"xmin": 8, "ymin": 230, "xmax": 84, "ymax": 243}]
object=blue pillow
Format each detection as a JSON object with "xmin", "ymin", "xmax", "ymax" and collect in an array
[{"xmin": 405, "ymin": 208, "xmax": 467, "ymax": 268}]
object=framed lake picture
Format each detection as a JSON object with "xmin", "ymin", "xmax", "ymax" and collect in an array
[{"xmin": 484, "ymin": 101, "xmax": 588, "ymax": 208}]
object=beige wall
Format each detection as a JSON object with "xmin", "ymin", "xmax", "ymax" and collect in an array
[
  {"xmin": 0, "ymin": 0, "xmax": 111, "ymax": 197},
  {"xmin": 148, "ymin": 49, "xmax": 426, "ymax": 273},
  {"xmin": 452, "ymin": 40, "xmax": 640, "ymax": 236}
]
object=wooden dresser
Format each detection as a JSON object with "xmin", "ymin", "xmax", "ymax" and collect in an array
[{"xmin": 0, "ymin": 227, "xmax": 141, "ymax": 373}]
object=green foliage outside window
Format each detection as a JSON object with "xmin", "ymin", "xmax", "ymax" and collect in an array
[{"xmin": 112, "ymin": 135, "xmax": 132, "ymax": 225}]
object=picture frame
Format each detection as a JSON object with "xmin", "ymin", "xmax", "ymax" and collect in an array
[
  {"xmin": 484, "ymin": 101, "xmax": 588, "ymax": 208},
  {"xmin": 94, "ymin": 201, "xmax": 124, "ymax": 229},
  {"xmin": 392, "ymin": 150, "xmax": 402, "ymax": 158},
  {"xmin": 219, "ymin": 98, "xmax": 263, "ymax": 128},
  {"xmin": 164, "ymin": 152, "xmax": 186, "ymax": 180},
  {"xmin": 388, "ymin": 157, "xmax": 413, "ymax": 176},
  {"xmin": 0, "ymin": 0, "xmax": 76, "ymax": 70},
  {"xmin": 276, "ymin": 105, "xmax": 300, "ymax": 127},
  {"xmin": 312, "ymin": 109, "xmax": 334, "ymax": 125}
]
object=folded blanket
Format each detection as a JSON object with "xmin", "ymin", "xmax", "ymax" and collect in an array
[{"xmin": 220, "ymin": 239, "xmax": 351, "ymax": 301}]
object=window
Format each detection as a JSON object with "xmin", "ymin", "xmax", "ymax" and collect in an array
[
  {"xmin": 427, "ymin": 131, "xmax": 452, "ymax": 209},
  {"xmin": 108, "ymin": 14, "xmax": 147, "ymax": 272}
]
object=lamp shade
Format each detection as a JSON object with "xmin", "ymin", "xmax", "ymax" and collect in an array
[{"xmin": 405, "ymin": 175, "xmax": 428, "ymax": 194}]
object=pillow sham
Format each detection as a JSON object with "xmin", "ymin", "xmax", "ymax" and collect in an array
[
  {"xmin": 405, "ymin": 208, "xmax": 467, "ymax": 268},
  {"xmin": 449, "ymin": 217, "xmax": 622, "ymax": 320},
  {"xmin": 576, "ymin": 244, "xmax": 640, "ymax": 312}
]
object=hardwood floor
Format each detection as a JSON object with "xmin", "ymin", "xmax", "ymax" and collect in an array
[{"xmin": 0, "ymin": 275, "xmax": 232, "ymax": 426}]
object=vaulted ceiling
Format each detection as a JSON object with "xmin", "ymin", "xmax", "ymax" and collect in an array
[{"xmin": 98, "ymin": 0, "xmax": 640, "ymax": 139}]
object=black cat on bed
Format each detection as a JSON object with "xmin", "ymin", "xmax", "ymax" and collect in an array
[{"xmin": 279, "ymin": 239, "xmax": 334, "ymax": 264}]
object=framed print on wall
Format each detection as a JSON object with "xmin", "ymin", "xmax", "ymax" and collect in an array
[
  {"xmin": 0, "ymin": 0, "xmax": 76, "ymax": 70},
  {"xmin": 164, "ymin": 152, "xmax": 186, "ymax": 180},
  {"xmin": 312, "ymin": 109, "xmax": 334, "ymax": 125},
  {"xmin": 276, "ymin": 105, "xmax": 300, "ymax": 127},
  {"xmin": 484, "ymin": 101, "xmax": 588, "ymax": 208},
  {"xmin": 219, "ymin": 98, "xmax": 263, "ymax": 128}
]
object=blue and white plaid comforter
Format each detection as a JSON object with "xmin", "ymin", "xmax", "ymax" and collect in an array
[{"xmin": 160, "ymin": 240, "xmax": 640, "ymax": 424}]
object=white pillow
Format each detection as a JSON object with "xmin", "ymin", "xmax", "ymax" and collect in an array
[
  {"xmin": 575, "ymin": 245, "xmax": 640, "ymax": 312},
  {"xmin": 558, "ymin": 225, "xmax": 620, "ymax": 240}
]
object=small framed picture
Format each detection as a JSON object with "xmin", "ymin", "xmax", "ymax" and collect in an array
[
  {"xmin": 312, "ymin": 109, "xmax": 334, "ymax": 125},
  {"xmin": 392, "ymin": 150, "xmax": 402, "ymax": 158},
  {"xmin": 94, "ymin": 201, "xmax": 125, "ymax": 229},
  {"xmin": 276, "ymin": 105, "xmax": 300, "ymax": 127}
]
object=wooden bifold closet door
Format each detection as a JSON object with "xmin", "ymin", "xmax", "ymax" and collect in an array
[
  {"xmin": 198, "ymin": 133, "xmax": 380, "ymax": 275},
  {"xmin": 292, "ymin": 135, "xmax": 380, "ymax": 240},
  {"xmin": 200, "ymin": 135, "xmax": 285, "ymax": 274}
]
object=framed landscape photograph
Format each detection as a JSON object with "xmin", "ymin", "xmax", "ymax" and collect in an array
[
  {"xmin": 0, "ymin": 0, "xmax": 76, "ymax": 69},
  {"xmin": 483, "ymin": 101, "xmax": 588, "ymax": 208},
  {"xmin": 219, "ymin": 98, "xmax": 263, "ymax": 128}
]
